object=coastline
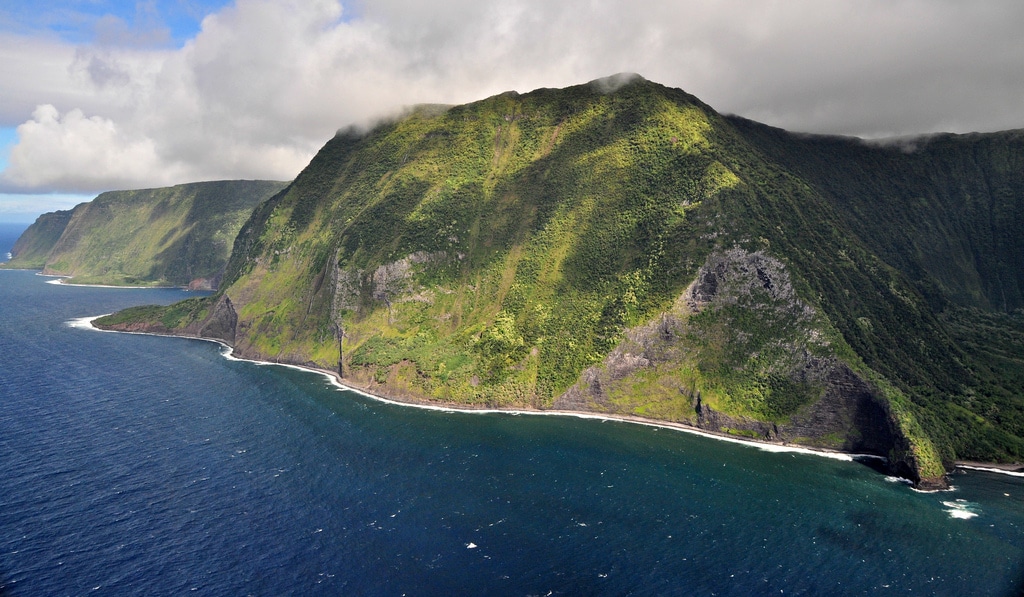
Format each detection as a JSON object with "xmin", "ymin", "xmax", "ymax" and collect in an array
[
  {"xmin": 41, "ymin": 273, "xmax": 182, "ymax": 289},
  {"xmin": 72, "ymin": 315, "xmax": 1024, "ymax": 484},
  {"xmin": 955, "ymin": 462, "xmax": 1024, "ymax": 477},
  {"xmin": 72, "ymin": 316, "xmax": 893, "ymax": 465}
]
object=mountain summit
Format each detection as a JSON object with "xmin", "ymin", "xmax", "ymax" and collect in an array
[{"xmin": 98, "ymin": 76, "xmax": 1024, "ymax": 487}]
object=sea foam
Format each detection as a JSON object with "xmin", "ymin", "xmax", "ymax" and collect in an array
[
  {"xmin": 66, "ymin": 315, "xmax": 107, "ymax": 330},
  {"xmin": 958, "ymin": 464, "xmax": 1024, "ymax": 478},
  {"xmin": 942, "ymin": 500, "xmax": 980, "ymax": 520},
  {"xmin": 74, "ymin": 312, "xmax": 888, "ymax": 468}
]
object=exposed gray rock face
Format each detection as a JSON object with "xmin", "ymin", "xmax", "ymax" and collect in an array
[
  {"xmin": 687, "ymin": 247, "xmax": 798, "ymax": 307},
  {"xmin": 557, "ymin": 248, "xmax": 902, "ymax": 457},
  {"xmin": 332, "ymin": 251, "xmax": 447, "ymax": 315},
  {"xmin": 332, "ymin": 266, "xmax": 363, "ymax": 314},
  {"xmin": 196, "ymin": 295, "xmax": 238, "ymax": 344}
]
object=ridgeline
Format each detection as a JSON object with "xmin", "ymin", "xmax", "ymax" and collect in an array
[
  {"xmin": 95, "ymin": 75, "xmax": 1024, "ymax": 488},
  {"xmin": 5, "ymin": 180, "xmax": 287, "ymax": 288}
]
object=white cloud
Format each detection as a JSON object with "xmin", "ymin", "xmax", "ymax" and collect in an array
[
  {"xmin": 2, "ymin": 0, "xmax": 1024, "ymax": 196},
  {"xmin": 1, "ymin": 105, "xmax": 174, "ymax": 192},
  {"xmin": 0, "ymin": 32, "xmax": 96, "ymax": 123}
]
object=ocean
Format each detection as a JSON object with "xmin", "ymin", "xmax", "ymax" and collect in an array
[
  {"xmin": 1, "ymin": 226, "xmax": 1022, "ymax": 595},
  {"xmin": 0, "ymin": 223, "xmax": 27, "ymax": 262}
]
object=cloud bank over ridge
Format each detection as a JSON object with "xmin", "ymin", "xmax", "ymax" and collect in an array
[{"xmin": 2, "ymin": 0, "xmax": 1024, "ymax": 196}]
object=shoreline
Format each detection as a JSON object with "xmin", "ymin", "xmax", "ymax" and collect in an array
[
  {"xmin": 71, "ymin": 315, "xmax": 1024, "ymax": 484},
  {"xmin": 0, "ymin": 269, "xmax": 196, "ymax": 290},
  {"xmin": 40, "ymin": 273, "xmax": 185, "ymax": 290},
  {"xmin": 954, "ymin": 462, "xmax": 1024, "ymax": 477},
  {"xmin": 263, "ymin": 355, "xmax": 885, "ymax": 463}
]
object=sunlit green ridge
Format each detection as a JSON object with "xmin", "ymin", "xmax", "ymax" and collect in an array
[
  {"xmin": 4, "ymin": 210, "xmax": 75, "ymax": 269},
  {"xmin": 6, "ymin": 180, "xmax": 287, "ymax": 287},
  {"xmin": 97, "ymin": 76, "xmax": 1024, "ymax": 487}
]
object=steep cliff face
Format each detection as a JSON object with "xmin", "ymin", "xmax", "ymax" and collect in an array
[
  {"xmin": 732, "ymin": 119, "xmax": 1024, "ymax": 314},
  {"xmin": 726, "ymin": 119, "xmax": 1024, "ymax": 468},
  {"xmin": 98, "ymin": 76, "xmax": 1024, "ymax": 486},
  {"xmin": 3, "ymin": 209, "xmax": 75, "ymax": 269},
  {"xmin": 555, "ymin": 249, "xmax": 942, "ymax": 485},
  {"xmin": 7, "ymin": 180, "xmax": 286, "ymax": 287}
]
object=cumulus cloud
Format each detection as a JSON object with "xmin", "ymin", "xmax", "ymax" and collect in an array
[
  {"xmin": 2, "ymin": 0, "xmax": 1024, "ymax": 195},
  {"xmin": 2, "ymin": 104, "xmax": 174, "ymax": 192}
]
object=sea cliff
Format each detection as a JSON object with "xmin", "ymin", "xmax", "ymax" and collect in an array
[
  {"xmin": 4, "ymin": 180, "xmax": 287, "ymax": 288},
  {"xmin": 95, "ymin": 75, "xmax": 1024, "ymax": 489}
]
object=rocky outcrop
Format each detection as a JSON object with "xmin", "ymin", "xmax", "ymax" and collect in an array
[
  {"xmin": 195, "ymin": 295, "xmax": 238, "ymax": 344},
  {"xmin": 332, "ymin": 251, "xmax": 448, "ymax": 315},
  {"xmin": 557, "ymin": 248, "xmax": 943, "ymax": 488},
  {"xmin": 687, "ymin": 247, "xmax": 800, "ymax": 308}
]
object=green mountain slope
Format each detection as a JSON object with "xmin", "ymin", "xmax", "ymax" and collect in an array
[
  {"xmin": 8, "ymin": 180, "xmax": 287, "ymax": 287},
  {"xmin": 728, "ymin": 119, "xmax": 1024, "ymax": 466},
  {"xmin": 96, "ymin": 76, "xmax": 1024, "ymax": 487},
  {"xmin": 5, "ymin": 209, "xmax": 75, "ymax": 268}
]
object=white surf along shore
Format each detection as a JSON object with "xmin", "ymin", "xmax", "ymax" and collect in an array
[
  {"xmin": 69, "ymin": 312, "xmax": 1024, "ymax": 488},
  {"xmin": 42, "ymin": 272, "xmax": 178, "ymax": 289},
  {"xmin": 69, "ymin": 314, "xmax": 896, "ymax": 468}
]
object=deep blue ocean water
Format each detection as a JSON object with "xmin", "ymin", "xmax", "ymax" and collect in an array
[
  {"xmin": 1, "ymin": 226, "xmax": 1023, "ymax": 595},
  {"xmin": 0, "ymin": 223, "xmax": 28, "ymax": 263}
]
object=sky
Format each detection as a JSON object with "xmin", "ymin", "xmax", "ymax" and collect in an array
[{"xmin": 2, "ymin": 0, "xmax": 1024, "ymax": 222}]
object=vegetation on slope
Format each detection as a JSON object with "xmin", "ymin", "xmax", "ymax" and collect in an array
[
  {"xmin": 220, "ymin": 80, "xmax": 729, "ymax": 402},
  {"xmin": 14, "ymin": 180, "xmax": 286, "ymax": 287},
  {"xmin": 730, "ymin": 119, "xmax": 1024, "ymax": 465},
  {"xmin": 3, "ymin": 209, "xmax": 75, "ymax": 269},
  {"xmin": 100, "ymin": 76, "xmax": 1024, "ymax": 482}
]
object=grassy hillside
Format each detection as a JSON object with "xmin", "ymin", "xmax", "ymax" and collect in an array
[
  {"xmin": 97, "ymin": 76, "xmax": 1024, "ymax": 485},
  {"xmin": 218, "ymin": 80, "xmax": 732, "ymax": 402},
  {"xmin": 18, "ymin": 180, "xmax": 286, "ymax": 287},
  {"xmin": 4, "ymin": 209, "xmax": 76, "ymax": 269}
]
